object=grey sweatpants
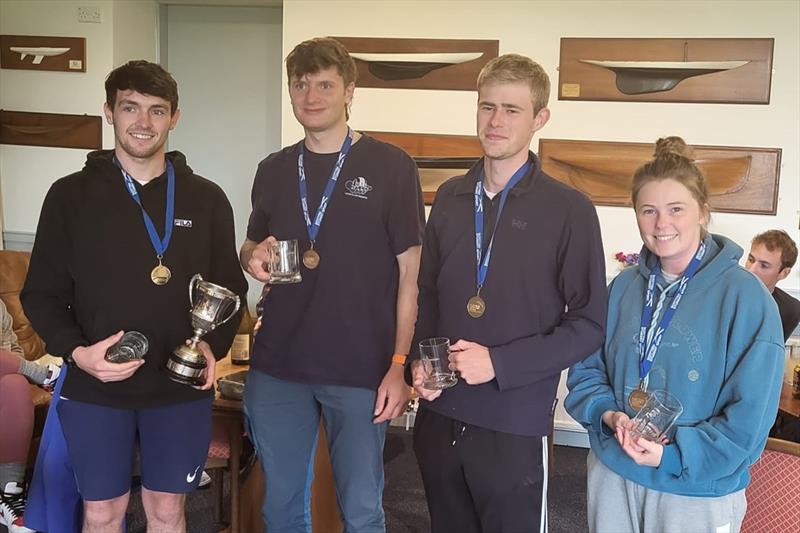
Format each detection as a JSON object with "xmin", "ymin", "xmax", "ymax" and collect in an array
[{"xmin": 586, "ymin": 451, "xmax": 747, "ymax": 533}]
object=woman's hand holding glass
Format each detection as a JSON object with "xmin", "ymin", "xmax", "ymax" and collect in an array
[{"xmin": 603, "ymin": 409, "xmax": 669, "ymax": 467}]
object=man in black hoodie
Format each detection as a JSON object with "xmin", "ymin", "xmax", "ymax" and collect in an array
[{"xmin": 21, "ymin": 60, "xmax": 247, "ymax": 532}]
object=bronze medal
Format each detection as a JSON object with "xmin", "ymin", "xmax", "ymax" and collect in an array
[
  {"xmin": 151, "ymin": 263, "xmax": 171, "ymax": 285},
  {"xmin": 629, "ymin": 389, "xmax": 649, "ymax": 411},
  {"xmin": 467, "ymin": 295, "xmax": 486, "ymax": 318},
  {"xmin": 302, "ymin": 249, "xmax": 320, "ymax": 270}
]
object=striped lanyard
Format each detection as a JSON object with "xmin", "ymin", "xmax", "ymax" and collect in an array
[{"xmin": 638, "ymin": 241, "xmax": 707, "ymax": 381}]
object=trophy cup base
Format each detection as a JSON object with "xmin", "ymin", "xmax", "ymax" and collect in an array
[{"xmin": 166, "ymin": 344, "xmax": 207, "ymax": 386}]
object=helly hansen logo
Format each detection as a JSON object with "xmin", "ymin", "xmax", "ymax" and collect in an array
[
  {"xmin": 512, "ymin": 218, "xmax": 528, "ymax": 230},
  {"xmin": 174, "ymin": 219, "xmax": 193, "ymax": 228}
]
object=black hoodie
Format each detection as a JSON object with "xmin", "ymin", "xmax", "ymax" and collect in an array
[{"xmin": 22, "ymin": 150, "xmax": 248, "ymax": 408}]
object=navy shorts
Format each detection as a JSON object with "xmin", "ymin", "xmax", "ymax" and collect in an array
[{"xmin": 56, "ymin": 396, "xmax": 213, "ymax": 501}]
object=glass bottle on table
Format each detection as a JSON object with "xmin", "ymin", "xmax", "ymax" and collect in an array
[
  {"xmin": 231, "ymin": 305, "xmax": 254, "ymax": 366},
  {"xmin": 793, "ymin": 361, "xmax": 800, "ymax": 399}
]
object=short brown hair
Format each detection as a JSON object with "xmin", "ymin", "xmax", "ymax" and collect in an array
[
  {"xmin": 286, "ymin": 37, "xmax": 357, "ymax": 87},
  {"xmin": 632, "ymin": 137, "xmax": 710, "ymax": 224},
  {"xmin": 105, "ymin": 60, "xmax": 178, "ymax": 114},
  {"xmin": 477, "ymin": 54, "xmax": 550, "ymax": 114},
  {"xmin": 752, "ymin": 230, "xmax": 798, "ymax": 270}
]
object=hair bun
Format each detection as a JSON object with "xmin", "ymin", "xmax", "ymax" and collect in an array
[{"xmin": 654, "ymin": 136, "xmax": 693, "ymax": 162}]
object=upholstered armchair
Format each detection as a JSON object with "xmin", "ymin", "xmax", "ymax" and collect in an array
[{"xmin": 0, "ymin": 250, "xmax": 52, "ymax": 462}]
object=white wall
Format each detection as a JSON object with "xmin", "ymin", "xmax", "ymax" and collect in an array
[
  {"xmin": 282, "ymin": 0, "xmax": 800, "ymax": 292},
  {"xmin": 164, "ymin": 4, "xmax": 283, "ymax": 310},
  {"xmin": 281, "ymin": 0, "xmax": 800, "ymax": 440},
  {"xmin": 0, "ymin": 0, "xmax": 157, "ymax": 245},
  {"xmin": 114, "ymin": 0, "xmax": 159, "ymax": 67}
]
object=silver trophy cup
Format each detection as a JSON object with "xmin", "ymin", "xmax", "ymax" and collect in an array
[{"xmin": 166, "ymin": 274, "xmax": 240, "ymax": 386}]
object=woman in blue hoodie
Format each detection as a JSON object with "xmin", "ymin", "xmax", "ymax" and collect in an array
[{"xmin": 565, "ymin": 137, "xmax": 784, "ymax": 533}]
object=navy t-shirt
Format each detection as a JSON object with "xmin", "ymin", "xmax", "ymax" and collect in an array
[{"xmin": 246, "ymin": 134, "xmax": 425, "ymax": 390}]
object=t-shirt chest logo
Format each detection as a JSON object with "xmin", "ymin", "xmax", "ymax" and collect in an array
[{"xmin": 344, "ymin": 176, "xmax": 373, "ymax": 199}]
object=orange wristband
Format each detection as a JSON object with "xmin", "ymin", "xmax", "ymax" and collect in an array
[{"xmin": 391, "ymin": 353, "xmax": 407, "ymax": 365}]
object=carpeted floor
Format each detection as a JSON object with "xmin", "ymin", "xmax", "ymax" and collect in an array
[
  {"xmin": 122, "ymin": 426, "xmax": 589, "ymax": 532},
  {"xmin": 382, "ymin": 428, "xmax": 589, "ymax": 533}
]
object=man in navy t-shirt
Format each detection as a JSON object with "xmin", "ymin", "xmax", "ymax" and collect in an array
[{"xmin": 239, "ymin": 37, "xmax": 424, "ymax": 532}]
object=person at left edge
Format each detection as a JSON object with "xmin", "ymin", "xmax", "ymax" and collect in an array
[{"xmin": 21, "ymin": 60, "xmax": 247, "ymax": 532}]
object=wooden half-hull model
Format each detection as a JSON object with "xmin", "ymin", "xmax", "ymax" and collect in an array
[
  {"xmin": 350, "ymin": 52, "xmax": 483, "ymax": 80},
  {"xmin": 9, "ymin": 46, "xmax": 70, "ymax": 64},
  {"xmin": 558, "ymin": 38, "xmax": 773, "ymax": 104},
  {"xmin": 578, "ymin": 60, "xmax": 749, "ymax": 95},
  {"xmin": 539, "ymin": 139, "xmax": 781, "ymax": 214},
  {"xmin": 332, "ymin": 37, "xmax": 498, "ymax": 90},
  {"xmin": 1, "ymin": 35, "xmax": 86, "ymax": 72},
  {"xmin": 0, "ymin": 110, "xmax": 101, "ymax": 149},
  {"xmin": 547, "ymin": 151, "xmax": 751, "ymax": 203}
]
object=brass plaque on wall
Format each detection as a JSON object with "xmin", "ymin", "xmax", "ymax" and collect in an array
[
  {"xmin": 539, "ymin": 139, "xmax": 781, "ymax": 215},
  {"xmin": 558, "ymin": 38, "xmax": 773, "ymax": 104},
  {"xmin": 1, "ymin": 110, "xmax": 102, "ymax": 149},
  {"xmin": 1, "ymin": 35, "xmax": 86, "ymax": 72},
  {"xmin": 332, "ymin": 37, "xmax": 498, "ymax": 91}
]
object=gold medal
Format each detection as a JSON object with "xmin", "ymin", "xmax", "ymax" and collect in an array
[
  {"xmin": 151, "ymin": 258, "xmax": 171, "ymax": 285},
  {"xmin": 467, "ymin": 295, "xmax": 486, "ymax": 318},
  {"xmin": 629, "ymin": 389, "xmax": 649, "ymax": 411},
  {"xmin": 303, "ymin": 249, "xmax": 320, "ymax": 270}
]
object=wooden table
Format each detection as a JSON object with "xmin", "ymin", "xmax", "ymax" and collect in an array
[
  {"xmin": 213, "ymin": 357, "xmax": 343, "ymax": 533},
  {"xmin": 772, "ymin": 382, "xmax": 800, "ymax": 443},
  {"xmin": 779, "ymin": 382, "xmax": 800, "ymax": 418}
]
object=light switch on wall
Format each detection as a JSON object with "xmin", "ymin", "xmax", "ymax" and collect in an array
[{"xmin": 77, "ymin": 6, "xmax": 101, "ymax": 23}]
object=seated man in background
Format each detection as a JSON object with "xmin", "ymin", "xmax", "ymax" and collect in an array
[
  {"xmin": 746, "ymin": 229, "xmax": 800, "ymax": 341},
  {"xmin": 0, "ymin": 299, "xmax": 60, "ymax": 533}
]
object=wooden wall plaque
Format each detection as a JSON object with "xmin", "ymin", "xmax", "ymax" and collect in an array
[
  {"xmin": 366, "ymin": 131, "xmax": 482, "ymax": 204},
  {"xmin": 1, "ymin": 110, "xmax": 102, "ymax": 149},
  {"xmin": 539, "ymin": 139, "xmax": 781, "ymax": 214},
  {"xmin": 1, "ymin": 35, "xmax": 86, "ymax": 72},
  {"xmin": 558, "ymin": 38, "xmax": 773, "ymax": 104},
  {"xmin": 332, "ymin": 37, "xmax": 498, "ymax": 91}
]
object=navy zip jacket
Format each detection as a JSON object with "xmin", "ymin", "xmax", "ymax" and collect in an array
[{"xmin": 411, "ymin": 152, "xmax": 607, "ymax": 436}]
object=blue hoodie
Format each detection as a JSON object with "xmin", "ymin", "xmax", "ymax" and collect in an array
[{"xmin": 565, "ymin": 234, "xmax": 784, "ymax": 497}]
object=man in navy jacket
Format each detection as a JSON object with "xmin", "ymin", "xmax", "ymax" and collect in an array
[{"xmin": 409, "ymin": 54, "xmax": 607, "ymax": 533}]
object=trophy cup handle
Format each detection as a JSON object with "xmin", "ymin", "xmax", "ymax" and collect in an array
[
  {"xmin": 215, "ymin": 295, "xmax": 241, "ymax": 328},
  {"xmin": 189, "ymin": 274, "xmax": 203, "ymax": 307}
]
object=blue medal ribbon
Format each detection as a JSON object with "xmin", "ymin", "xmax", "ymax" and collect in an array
[
  {"xmin": 637, "ymin": 241, "xmax": 707, "ymax": 382},
  {"xmin": 298, "ymin": 128, "xmax": 353, "ymax": 247},
  {"xmin": 473, "ymin": 160, "xmax": 531, "ymax": 291},
  {"xmin": 115, "ymin": 157, "xmax": 175, "ymax": 262}
]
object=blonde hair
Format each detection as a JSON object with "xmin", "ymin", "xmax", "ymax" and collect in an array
[{"xmin": 477, "ymin": 54, "xmax": 550, "ymax": 114}]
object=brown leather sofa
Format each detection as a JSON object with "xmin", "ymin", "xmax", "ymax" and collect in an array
[{"xmin": 0, "ymin": 250, "xmax": 52, "ymax": 461}]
